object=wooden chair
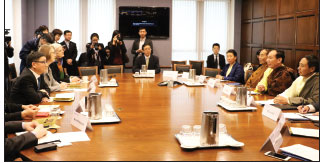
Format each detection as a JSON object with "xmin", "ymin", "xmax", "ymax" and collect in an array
[
  {"xmin": 8, "ymin": 63, "xmax": 17, "ymax": 80},
  {"xmin": 78, "ymin": 66, "xmax": 98, "ymax": 76},
  {"xmin": 174, "ymin": 64, "xmax": 192, "ymax": 73},
  {"xmin": 103, "ymin": 65, "xmax": 123, "ymax": 74},
  {"xmin": 203, "ymin": 68, "xmax": 221, "ymax": 77},
  {"xmin": 171, "ymin": 60, "xmax": 187, "ymax": 71},
  {"xmin": 189, "ymin": 60, "xmax": 204, "ymax": 75}
]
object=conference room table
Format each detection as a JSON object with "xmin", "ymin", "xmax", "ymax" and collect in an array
[{"xmin": 19, "ymin": 73, "xmax": 319, "ymax": 161}]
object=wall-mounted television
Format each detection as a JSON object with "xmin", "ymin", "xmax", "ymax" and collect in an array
[{"xmin": 119, "ymin": 6, "xmax": 170, "ymax": 39}]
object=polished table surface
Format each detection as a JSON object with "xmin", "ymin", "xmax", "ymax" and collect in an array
[{"xmin": 20, "ymin": 73, "xmax": 319, "ymax": 161}]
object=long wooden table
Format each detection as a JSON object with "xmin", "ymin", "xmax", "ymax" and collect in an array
[{"xmin": 19, "ymin": 73, "xmax": 319, "ymax": 161}]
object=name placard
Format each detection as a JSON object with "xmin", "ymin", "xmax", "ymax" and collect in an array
[
  {"xmin": 207, "ymin": 79, "xmax": 217, "ymax": 88},
  {"xmin": 163, "ymin": 71, "xmax": 178, "ymax": 81},
  {"xmin": 262, "ymin": 104, "xmax": 282, "ymax": 121},
  {"xmin": 71, "ymin": 111, "xmax": 89, "ymax": 132},
  {"xmin": 181, "ymin": 72, "xmax": 189, "ymax": 79},
  {"xmin": 90, "ymin": 75, "xmax": 97, "ymax": 83},
  {"xmin": 198, "ymin": 75, "xmax": 206, "ymax": 83},
  {"xmin": 223, "ymin": 85, "xmax": 234, "ymax": 96}
]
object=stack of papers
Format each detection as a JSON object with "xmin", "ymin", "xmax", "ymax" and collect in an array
[
  {"xmin": 53, "ymin": 93, "xmax": 75, "ymax": 101},
  {"xmin": 297, "ymin": 113, "xmax": 319, "ymax": 122},
  {"xmin": 255, "ymin": 99, "xmax": 275, "ymax": 105},
  {"xmin": 289, "ymin": 127, "xmax": 319, "ymax": 138},
  {"xmin": 283, "ymin": 113, "xmax": 308, "ymax": 121},
  {"xmin": 280, "ymin": 144, "xmax": 319, "ymax": 161}
]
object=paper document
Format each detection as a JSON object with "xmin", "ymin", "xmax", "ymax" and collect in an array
[
  {"xmin": 54, "ymin": 131, "xmax": 90, "ymax": 143},
  {"xmin": 38, "ymin": 105, "xmax": 60, "ymax": 112},
  {"xmin": 247, "ymin": 91, "xmax": 260, "ymax": 95},
  {"xmin": 255, "ymin": 99, "xmax": 275, "ymax": 105},
  {"xmin": 64, "ymin": 88, "xmax": 87, "ymax": 92},
  {"xmin": 297, "ymin": 113, "xmax": 319, "ymax": 121},
  {"xmin": 54, "ymin": 93, "xmax": 75, "ymax": 101},
  {"xmin": 283, "ymin": 113, "xmax": 308, "ymax": 121},
  {"xmin": 280, "ymin": 144, "xmax": 319, "ymax": 161},
  {"xmin": 289, "ymin": 127, "xmax": 319, "ymax": 138}
]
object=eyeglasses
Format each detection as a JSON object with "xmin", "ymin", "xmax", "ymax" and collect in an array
[{"xmin": 34, "ymin": 61, "xmax": 47, "ymax": 64}]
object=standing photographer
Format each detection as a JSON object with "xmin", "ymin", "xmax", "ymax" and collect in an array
[
  {"xmin": 106, "ymin": 30, "xmax": 128, "ymax": 67},
  {"xmin": 86, "ymin": 33, "xmax": 106, "ymax": 70}
]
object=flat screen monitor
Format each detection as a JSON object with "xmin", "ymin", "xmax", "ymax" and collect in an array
[{"xmin": 119, "ymin": 6, "xmax": 170, "ymax": 39}]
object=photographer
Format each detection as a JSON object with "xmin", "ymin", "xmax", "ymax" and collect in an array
[
  {"xmin": 106, "ymin": 30, "xmax": 128, "ymax": 66},
  {"xmin": 86, "ymin": 33, "xmax": 106, "ymax": 69}
]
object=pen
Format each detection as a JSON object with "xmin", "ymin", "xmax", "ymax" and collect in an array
[{"xmin": 38, "ymin": 140, "xmax": 61, "ymax": 145}]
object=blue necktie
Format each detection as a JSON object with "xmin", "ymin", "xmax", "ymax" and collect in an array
[{"xmin": 37, "ymin": 77, "xmax": 41, "ymax": 90}]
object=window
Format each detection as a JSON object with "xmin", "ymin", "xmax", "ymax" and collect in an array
[{"xmin": 172, "ymin": 0, "xmax": 231, "ymax": 65}]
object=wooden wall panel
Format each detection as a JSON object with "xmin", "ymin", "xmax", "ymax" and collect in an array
[
  {"xmin": 280, "ymin": 0, "xmax": 295, "ymax": 15},
  {"xmin": 253, "ymin": 0, "xmax": 264, "ymax": 18},
  {"xmin": 264, "ymin": 20, "xmax": 276, "ymax": 45},
  {"xmin": 251, "ymin": 48, "xmax": 260, "ymax": 64},
  {"xmin": 265, "ymin": 0, "xmax": 277, "ymax": 17},
  {"xmin": 297, "ymin": 16, "xmax": 316, "ymax": 45},
  {"xmin": 297, "ymin": 0, "xmax": 316, "ymax": 12},
  {"xmin": 241, "ymin": 0, "xmax": 319, "ymax": 69},
  {"xmin": 279, "ymin": 18, "xmax": 295, "ymax": 45},
  {"xmin": 252, "ymin": 22, "xmax": 263, "ymax": 44},
  {"xmin": 242, "ymin": 0, "xmax": 252, "ymax": 20}
]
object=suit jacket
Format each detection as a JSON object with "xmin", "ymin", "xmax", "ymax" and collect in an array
[
  {"xmin": 19, "ymin": 38, "xmax": 40, "ymax": 74},
  {"xmin": 10, "ymin": 68, "xmax": 50, "ymax": 105},
  {"xmin": 44, "ymin": 67, "xmax": 61, "ymax": 92},
  {"xmin": 86, "ymin": 43, "xmax": 106, "ymax": 69},
  {"xmin": 49, "ymin": 61, "xmax": 70, "ymax": 83},
  {"xmin": 206, "ymin": 54, "xmax": 225, "ymax": 69},
  {"xmin": 5, "ymin": 121, "xmax": 38, "ymax": 161},
  {"xmin": 4, "ymin": 102, "xmax": 23, "ymax": 122},
  {"xmin": 245, "ymin": 64, "xmax": 268, "ymax": 88},
  {"xmin": 133, "ymin": 55, "xmax": 161, "ymax": 74},
  {"xmin": 131, "ymin": 38, "xmax": 153, "ymax": 56},
  {"xmin": 267, "ymin": 66, "xmax": 294, "ymax": 96},
  {"xmin": 221, "ymin": 62, "xmax": 244, "ymax": 83},
  {"xmin": 311, "ymin": 102, "xmax": 319, "ymax": 112},
  {"xmin": 60, "ymin": 41, "xmax": 79, "ymax": 76},
  {"xmin": 288, "ymin": 73, "xmax": 319, "ymax": 105}
]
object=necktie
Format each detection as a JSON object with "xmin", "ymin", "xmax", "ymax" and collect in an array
[
  {"xmin": 37, "ymin": 77, "xmax": 41, "ymax": 90},
  {"xmin": 215, "ymin": 55, "xmax": 218, "ymax": 68},
  {"xmin": 146, "ymin": 57, "xmax": 149, "ymax": 68}
]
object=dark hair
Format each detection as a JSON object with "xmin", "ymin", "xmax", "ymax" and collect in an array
[
  {"xmin": 40, "ymin": 33, "xmax": 54, "ymax": 44},
  {"xmin": 139, "ymin": 27, "xmax": 147, "ymax": 31},
  {"xmin": 111, "ymin": 30, "xmax": 122, "ymax": 42},
  {"xmin": 274, "ymin": 50, "xmax": 285, "ymax": 63},
  {"xmin": 142, "ymin": 43, "xmax": 152, "ymax": 50},
  {"xmin": 64, "ymin": 30, "xmax": 72, "ymax": 35},
  {"xmin": 38, "ymin": 25, "xmax": 48, "ymax": 33},
  {"xmin": 90, "ymin": 33, "xmax": 99, "ymax": 40},
  {"xmin": 226, "ymin": 49, "xmax": 237, "ymax": 57},
  {"xmin": 257, "ymin": 49, "xmax": 269, "ymax": 56},
  {"xmin": 303, "ymin": 55, "xmax": 319, "ymax": 72},
  {"xmin": 52, "ymin": 29, "xmax": 63, "ymax": 36},
  {"xmin": 26, "ymin": 51, "xmax": 46, "ymax": 68},
  {"xmin": 212, "ymin": 43, "xmax": 220, "ymax": 48}
]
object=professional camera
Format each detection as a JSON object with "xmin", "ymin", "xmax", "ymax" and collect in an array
[
  {"xmin": 93, "ymin": 43, "xmax": 99, "ymax": 50},
  {"xmin": 5, "ymin": 29, "xmax": 11, "ymax": 44},
  {"xmin": 116, "ymin": 35, "xmax": 122, "ymax": 42}
]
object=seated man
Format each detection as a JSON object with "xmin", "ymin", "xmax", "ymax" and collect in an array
[
  {"xmin": 274, "ymin": 55, "xmax": 319, "ymax": 105},
  {"xmin": 5, "ymin": 121, "xmax": 47, "ymax": 161},
  {"xmin": 10, "ymin": 51, "xmax": 50, "ymax": 104},
  {"xmin": 255, "ymin": 50, "xmax": 295, "ymax": 96},
  {"xmin": 206, "ymin": 43, "xmax": 225, "ymax": 69},
  {"xmin": 5, "ymin": 102, "xmax": 39, "ymax": 122},
  {"xmin": 245, "ymin": 49, "xmax": 269, "ymax": 88},
  {"xmin": 133, "ymin": 44, "xmax": 161, "ymax": 74}
]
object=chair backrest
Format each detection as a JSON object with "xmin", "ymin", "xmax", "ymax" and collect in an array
[
  {"xmin": 9, "ymin": 63, "xmax": 17, "ymax": 80},
  {"xmin": 78, "ymin": 66, "xmax": 98, "ymax": 76},
  {"xmin": 189, "ymin": 60, "xmax": 204, "ymax": 75},
  {"xmin": 171, "ymin": 60, "xmax": 187, "ymax": 71},
  {"xmin": 204, "ymin": 68, "xmax": 221, "ymax": 77},
  {"xmin": 174, "ymin": 64, "xmax": 192, "ymax": 73},
  {"xmin": 103, "ymin": 65, "xmax": 123, "ymax": 74}
]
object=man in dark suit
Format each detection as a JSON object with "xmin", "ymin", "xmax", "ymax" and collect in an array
[
  {"xmin": 60, "ymin": 30, "xmax": 79, "ymax": 76},
  {"xmin": 131, "ymin": 27, "xmax": 153, "ymax": 65},
  {"xmin": 19, "ymin": 33, "xmax": 53, "ymax": 74},
  {"xmin": 10, "ymin": 51, "xmax": 50, "ymax": 105},
  {"xmin": 133, "ymin": 44, "xmax": 160, "ymax": 74},
  {"xmin": 5, "ymin": 121, "xmax": 47, "ymax": 161},
  {"xmin": 206, "ymin": 43, "xmax": 225, "ymax": 70}
]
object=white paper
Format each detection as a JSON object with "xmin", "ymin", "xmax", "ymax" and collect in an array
[
  {"xmin": 163, "ymin": 71, "xmax": 178, "ymax": 81},
  {"xmin": 71, "ymin": 111, "xmax": 89, "ymax": 132},
  {"xmin": 55, "ymin": 93, "xmax": 75, "ymax": 99},
  {"xmin": 290, "ymin": 127, "xmax": 319, "ymax": 138},
  {"xmin": 283, "ymin": 113, "xmax": 308, "ymax": 120},
  {"xmin": 198, "ymin": 75, "xmax": 206, "ymax": 83},
  {"xmin": 54, "ymin": 131, "xmax": 90, "ymax": 143},
  {"xmin": 269, "ymin": 129, "xmax": 283, "ymax": 153},
  {"xmin": 181, "ymin": 72, "xmax": 189, "ymax": 79},
  {"xmin": 223, "ymin": 85, "xmax": 234, "ymax": 96},
  {"xmin": 98, "ymin": 82, "xmax": 118, "ymax": 87},
  {"xmin": 247, "ymin": 96, "xmax": 255, "ymax": 106},
  {"xmin": 184, "ymin": 82, "xmax": 205, "ymax": 86},
  {"xmin": 297, "ymin": 113, "xmax": 319, "ymax": 121},
  {"xmin": 280, "ymin": 144, "xmax": 319, "ymax": 161},
  {"xmin": 262, "ymin": 104, "xmax": 282, "ymax": 121},
  {"xmin": 247, "ymin": 91, "xmax": 260, "ymax": 95},
  {"xmin": 90, "ymin": 75, "xmax": 97, "ymax": 83},
  {"xmin": 255, "ymin": 99, "xmax": 275, "ymax": 105},
  {"xmin": 207, "ymin": 79, "xmax": 217, "ymax": 88},
  {"xmin": 64, "ymin": 88, "xmax": 87, "ymax": 92}
]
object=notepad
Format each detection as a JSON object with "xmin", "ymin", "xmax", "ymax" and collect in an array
[
  {"xmin": 53, "ymin": 93, "xmax": 75, "ymax": 101},
  {"xmin": 283, "ymin": 113, "xmax": 308, "ymax": 121},
  {"xmin": 297, "ymin": 113, "xmax": 319, "ymax": 122},
  {"xmin": 255, "ymin": 99, "xmax": 275, "ymax": 105},
  {"xmin": 289, "ymin": 127, "xmax": 319, "ymax": 138},
  {"xmin": 280, "ymin": 144, "xmax": 319, "ymax": 161}
]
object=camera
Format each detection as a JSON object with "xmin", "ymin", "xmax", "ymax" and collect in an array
[
  {"xmin": 116, "ymin": 36, "xmax": 122, "ymax": 42},
  {"xmin": 5, "ymin": 29, "xmax": 11, "ymax": 43},
  {"xmin": 93, "ymin": 43, "xmax": 99, "ymax": 50}
]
